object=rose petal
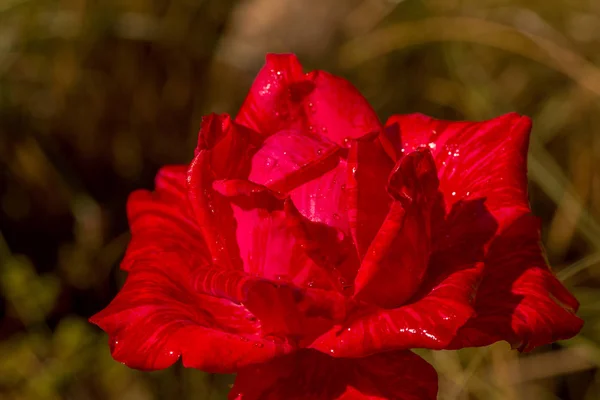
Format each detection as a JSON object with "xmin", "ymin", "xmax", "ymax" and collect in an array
[
  {"xmin": 90, "ymin": 264, "xmax": 292, "ymax": 373},
  {"xmin": 248, "ymin": 130, "xmax": 352, "ymax": 238},
  {"xmin": 230, "ymin": 350, "xmax": 437, "ymax": 400},
  {"xmin": 383, "ymin": 112, "xmax": 532, "ymax": 232},
  {"xmin": 311, "ymin": 266, "xmax": 477, "ymax": 357},
  {"xmin": 449, "ymin": 214, "xmax": 583, "ymax": 351},
  {"xmin": 347, "ymin": 133, "xmax": 394, "ymax": 259},
  {"xmin": 123, "ymin": 165, "xmax": 208, "ymax": 271},
  {"xmin": 236, "ymin": 54, "xmax": 381, "ymax": 144},
  {"xmin": 354, "ymin": 149, "xmax": 441, "ymax": 308},
  {"xmin": 214, "ymin": 177, "xmax": 358, "ymax": 292},
  {"xmin": 187, "ymin": 151, "xmax": 243, "ymax": 269},
  {"xmin": 195, "ymin": 113, "xmax": 263, "ymax": 179}
]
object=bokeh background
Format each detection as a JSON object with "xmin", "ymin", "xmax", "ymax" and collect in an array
[{"xmin": 1, "ymin": 0, "xmax": 599, "ymax": 399}]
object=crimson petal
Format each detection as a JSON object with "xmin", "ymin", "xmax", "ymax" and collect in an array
[
  {"xmin": 236, "ymin": 54, "xmax": 381, "ymax": 144},
  {"xmin": 384, "ymin": 112, "xmax": 532, "ymax": 232},
  {"xmin": 90, "ymin": 264, "xmax": 292, "ymax": 372},
  {"xmin": 354, "ymin": 148, "xmax": 441, "ymax": 308},
  {"xmin": 311, "ymin": 266, "xmax": 477, "ymax": 357},
  {"xmin": 230, "ymin": 350, "xmax": 437, "ymax": 400},
  {"xmin": 346, "ymin": 133, "xmax": 394, "ymax": 259},
  {"xmin": 449, "ymin": 214, "xmax": 583, "ymax": 350},
  {"xmin": 123, "ymin": 165, "xmax": 207, "ymax": 271}
]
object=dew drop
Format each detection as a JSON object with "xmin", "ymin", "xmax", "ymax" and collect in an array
[
  {"xmin": 330, "ymin": 349, "xmax": 335, "ymax": 354},
  {"xmin": 308, "ymin": 125, "xmax": 314, "ymax": 132},
  {"xmin": 308, "ymin": 102, "xmax": 313, "ymax": 108},
  {"xmin": 321, "ymin": 126, "xmax": 327, "ymax": 133},
  {"xmin": 307, "ymin": 281, "xmax": 315, "ymax": 288},
  {"xmin": 341, "ymin": 184, "xmax": 346, "ymax": 190},
  {"xmin": 333, "ymin": 213, "xmax": 340, "ymax": 220},
  {"xmin": 451, "ymin": 191, "xmax": 456, "ymax": 196},
  {"xmin": 254, "ymin": 342, "xmax": 264, "ymax": 348},
  {"xmin": 428, "ymin": 142, "xmax": 436, "ymax": 150},
  {"xmin": 316, "ymin": 149, "xmax": 322, "ymax": 155}
]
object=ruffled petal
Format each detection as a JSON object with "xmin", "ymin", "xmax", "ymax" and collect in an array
[
  {"xmin": 236, "ymin": 54, "xmax": 381, "ymax": 144},
  {"xmin": 214, "ymin": 177, "xmax": 358, "ymax": 293},
  {"xmin": 230, "ymin": 350, "xmax": 437, "ymax": 400},
  {"xmin": 354, "ymin": 148, "xmax": 441, "ymax": 308},
  {"xmin": 449, "ymin": 214, "xmax": 583, "ymax": 351},
  {"xmin": 383, "ymin": 112, "xmax": 532, "ymax": 232},
  {"xmin": 311, "ymin": 266, "xmax": 477, "ymax": 357},
  {"xmin": 246, "ymin": 130, "xmax": 359, "ymax": 283},
  {"xmin": 123, "ymin": 165, "xmax": 208, "ymax": 271},
  {"xmin": 346, "ymin": 133, "xmax": 394, "ymax": 259},
  {"xmin": 195, "ymin": 113, "xmax": 263, "ymax": 180},
  {"xmin": 187, "ymin": 151, "xmax": 244, "ymax": 269},
  {"xmin": 90, "ymin": 264, "xmax": 292, "ymax": 372}
]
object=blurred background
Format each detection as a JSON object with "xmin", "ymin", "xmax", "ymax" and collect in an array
[{"xmin": 0, "ymin": 0, "xmax": 599, "ymax": 399}]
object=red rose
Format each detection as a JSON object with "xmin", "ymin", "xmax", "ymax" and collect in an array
[{"xmin": 90, "ymin": 54, "xmax": 583, "ymax": 399}]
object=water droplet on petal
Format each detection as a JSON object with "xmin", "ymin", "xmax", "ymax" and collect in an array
[
  {"xmin": 321, "ymin": 126, "xmax": 327, "ymax": 133},
  {"xmin": 333, "ymin": 213, "xmax": 340, "ymax": 220},
  {"xmin": 308, "ymin": 102, "xmax": 313, "ymax": 107},
  {"xmin": 307, "ymin": 281, "xmax": 315, "ymax": 288},
  {"xmin": 308, "ymin": 125, "xmax": 314, "ymax": 132},
  {"xmin": 428, "ymin": 142, "xmax": 436, "ymax": 150},
  {"xmin": 341, "ymin": 184, "xmax": 346, "ymax": 190},
  {"xmin": 254, "ymin": 342, "xmax": 264, "ymax": 348},
  {"xmin": 451, "ymin": 191, "xmax": 456, "ymax": 196},
  {"xmin": 316, "ymin": 149, "xmax": 322, "ymax": 155}
]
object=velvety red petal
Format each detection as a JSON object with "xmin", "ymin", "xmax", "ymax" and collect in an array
[
  {"xmin": 186, "ymin": 151, "xmax": 244, "ymax": 269},
  {"xmin": 236, "ymin": 54, "xmax": 381, "ymax": 145},
  {"xmin": 354, "ymin": 149, "xmax": 441, "ymax": 308},
  {"xmin": 214, "ymin": 177, "xmax": 358, "ymax": 293},
  {"xmin": 248, "ymin": 130, "xmax": 353, "ymax": 249},
  {"xmin": 449, "ymin": 214, "xmax": 583, "ymax": 351},
  {"xmin": 346, "ymin": 133, "xmax": 394, "ymax": 259},
  {"xmin": 384, "ymin": 112, "xmax": 532, "ymax": 232},
  {"xmin": 311, "ymin": 266, "xmax": 477, "ymax": 357},
  {"xmin": 123, "ymin": 165, "xmax": 208, "ymax": 271},
  {"xmin": 235, "ymin": 54, "xmax": 305, "ymax": 136},
  {"xmin": 90, "ymin": 264, "xmax": 293, "ymax": 372},
  {"xmin": 195, "ymin": 113, "xmax": 263, "ymax": 180},
  {"xmin": 230, "ymin": 350, "xmax": 437, "ymax": 400}
]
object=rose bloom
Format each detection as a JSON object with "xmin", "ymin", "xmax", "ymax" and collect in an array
[{"xmin": 91, "ymin": 54, "xmax": 583, "ymax": 399}]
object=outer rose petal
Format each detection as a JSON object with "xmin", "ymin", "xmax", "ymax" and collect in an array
[
  {"xmin": 230, "ymin": 350, "xmax": 437, "ymax": 400},
  {"xmin": 354, "ymin": 149, "xmax": 441, "ymax": 308},
  {"xmin": 236, "ymin": 54, "xmax": 381, "ymax": 145},
  {"xmin": 449, "ymin": 215, "xmax": 583, "ymax": 351},
  {"xmin": 383, "ymin": 112, "xmax": 531, "ymax": 232},
  {"xmin": 90, "ymin": 264, "xmax": 292, "ymax": 372},
  {"xmin": 311, "ymin": 266, "xmax": 477, "ymax": 357},
  {"xmin": 123, "ymin": 165, "xmax": 208, "ymax": 271}
]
